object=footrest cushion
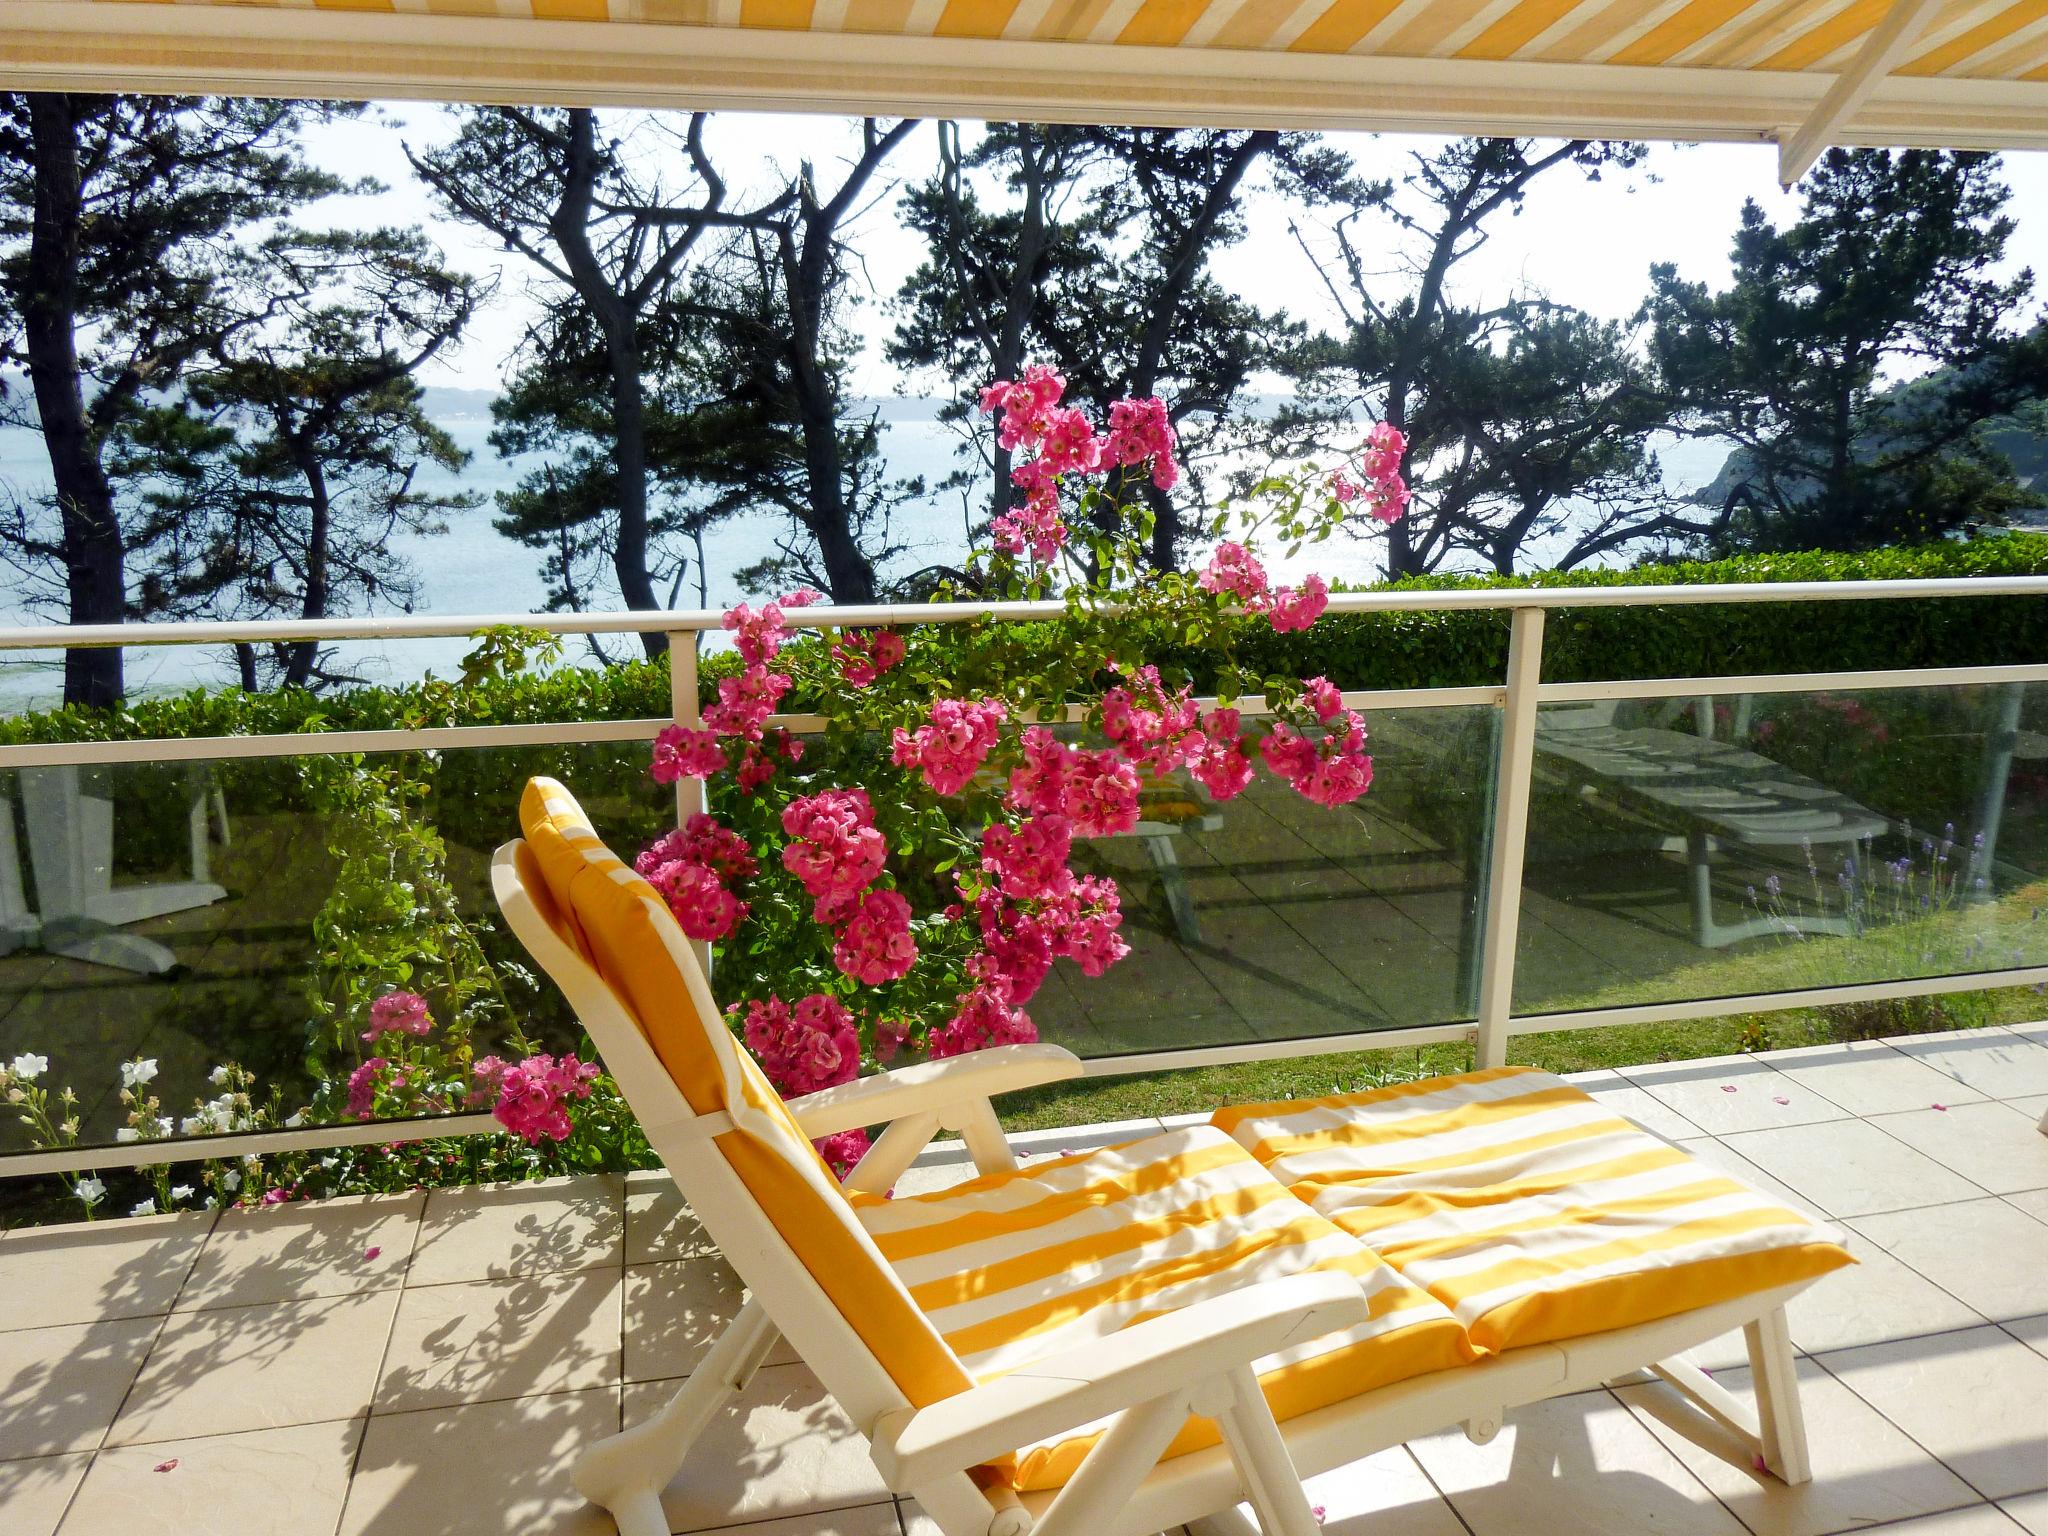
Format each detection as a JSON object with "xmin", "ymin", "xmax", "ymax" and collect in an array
[{"xmin": 1212, "ymin": 1066, "xmax": 1853, "ymax": 1354}]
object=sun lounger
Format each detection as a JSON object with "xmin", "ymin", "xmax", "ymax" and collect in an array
[{"xmin": 493, "ymin": 776, "xmax": 1852, "ymax": 1536}]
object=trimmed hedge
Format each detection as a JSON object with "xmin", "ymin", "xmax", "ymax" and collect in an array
[{"xmin": 5, "ymin": 534, "xmax": 2047, "ymax": 747}]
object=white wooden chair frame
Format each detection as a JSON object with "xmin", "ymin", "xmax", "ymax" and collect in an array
[{"xmin": 493, "ymin": 839, "xmax": 1819, "ymax": 1536}]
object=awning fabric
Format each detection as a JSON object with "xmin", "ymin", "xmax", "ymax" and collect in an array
[{"xmin": 3, "ymin": 0, "xmax": 2046, "ymax": 159}]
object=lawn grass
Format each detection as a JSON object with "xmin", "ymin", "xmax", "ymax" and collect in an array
[{"xmin": 995, "ymin": 984, "xmax": 2039, "ymax": 1132}]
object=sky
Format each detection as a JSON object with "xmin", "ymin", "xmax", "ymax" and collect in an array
[{"xmin": 297, "ymin": 106, "xmax": 2048, "ymax": 397}]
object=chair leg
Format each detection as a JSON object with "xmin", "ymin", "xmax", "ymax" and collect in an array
[
  {"xmin": 1187, "ymin": 1506, "xmax": 1261, "ymax": 1536},
  {"xmin": 1210, "ymin": 1365, "xmax": 1322, "ymax": 1536},
  {"xmin": 1744, "ymin": 1305, "xmax": 1812, "ymax": 1486},
  {"xmin": 572, "ymin": 1301, "xmax": 773, "ymax": 1530}
]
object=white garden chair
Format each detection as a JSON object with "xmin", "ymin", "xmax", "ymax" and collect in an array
[{"xmin": 494, "ymin": 776, "xmax": 1851, "ymax": 1536}]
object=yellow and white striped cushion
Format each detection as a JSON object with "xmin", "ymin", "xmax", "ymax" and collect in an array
[
  {"xmin": 858, "ymin": 1124, "xmax": 1475, "ymax": 1491},
  {"xmin": 1212, "ymin": 1066, "xmax": 1853, "ymax": 1355},
  {"xmin": 518, "ymin": 779, "xmax": 980, "ymax": 1417}
]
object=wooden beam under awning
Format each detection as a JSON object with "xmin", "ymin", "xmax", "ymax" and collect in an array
[{"xmin": 2, "ymin": 1, "xmax": 2047, "ymax": 152}]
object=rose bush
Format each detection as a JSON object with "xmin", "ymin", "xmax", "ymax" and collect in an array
[
  {"xmin": 2, "ymin": 367, "xmax": 1406, "ymax": 1212},
  {"xmin": 632, "ymin": 367, "xmax": 1406, "ymax": 1174}
]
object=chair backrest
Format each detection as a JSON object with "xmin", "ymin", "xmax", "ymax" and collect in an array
[{"xmin": 497, "ymin": 778, "xmax": 977, "ymax": 1417}]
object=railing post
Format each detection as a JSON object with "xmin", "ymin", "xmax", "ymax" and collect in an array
[
  {"xmin": 668, "ymin": 628, "xmax": 704, "ymax": 829},
  {"xmin": 1474, "ymin": 606, "xmax": 1545, "ymax": 1070},
  {"xmin": 667, "ymin": 628, "xmax": 711, "ymax": 977}
]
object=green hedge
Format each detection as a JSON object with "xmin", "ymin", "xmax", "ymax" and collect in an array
[
  {"xmin": 1222, "ymin": 536, "xmax": 2048, "ymax": 692},
  {"xmin": 5, "ymin": 534, "xmax": 2047, "ymax": 747}
]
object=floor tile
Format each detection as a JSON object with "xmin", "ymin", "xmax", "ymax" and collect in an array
[
  {"xmin": 377, "ymin": 1269, "xmax": 620, "ymax": 1415},
  {"xmin": 59, "ymin": 1419, "xmax": 362, "ymax": 1536},
  {"xmin": 622, "ymin": 1259, "xmax": 797, "ymax": 1384},
  {"xmin": 2004, "ymin": 1490, "xmax": 2048, "ymax": 1535},
  {"xmin": 2010, "ymin": 1095, "xmax": 2048, "ymax": 1124},
  {"xmin": 1621, "ymin": 1057, "xmax": 1848, "ymax": 1137},
  {"xmin": 1407, "ymin": 1389, "xmax": 1748, "ymax": 1536},
  {"xmin": 1784, "ymin": 1230, "xmax": 1989, "ymax": 1354},
  {"xmin": 107, "ymin": 1290, "xmax": 398, "ymax": 1446},
  {"xmin": 409, "ymin": 1175, "xmax": 624, "ymax": 1286},
  {"xmin": 340, "ymin": 1386, "xmax": 618, "ymax": 1536},
  {"xmin": 1004, "ymin": 1117, "xmax": 1164, "ymax": 1159},
  {"xmin": 1849, "ymin": 1199, "xmax": 2048, "ymax": 1322},
  {"xmin": 1673, "ymin": 1135, "xmax": 1818, "ymax": 1210},
  {"xmin": 624, "ymin": 1362, "xmax": 890, "ymax": 1529},
  {"xmin": 1820, "ymin": 1325, "xmax": 2048, "ymax": 1501},
  {"xmin": 1721, "ymin": 1119, "xmax": 1990, "ymax": 1217},
  {"xmin": 0, "ymin": 1453, "xmax": 88, "ymax": 1536},
  {"xmin": 2004, "ymin": 1315, "xmax": 2048, "ymax": 1362},
  {"xmin": 1572, "ymin": 1069, "xmax": 1706, "ymax": 1141},
  {"xmin": 890, "ymin": 1161, "xmax": 981, "ymax": 1197},
  {"xmin": 0, "ymin": 1318, "xmax": 159, "ymax": 1457},
  {"xmin": 0, "ymin": 1212, "xmax": 214, "ymax": 1330},
  {"xmin": 1888, "ymin": 1029, "xmax": 2048, "ymax": 1100},
  {"xmin": 1872, "ymin": 1101, "xmax": 2048, "ymax": 1196},
  {"xmin": 2008, "ymin": 1189, "xmax": 2048, "ymax": 1225},
  {"xmin": 1616, "ymin": 1355, "xmax": 1980, "ymax": 1536},
  {"xmin": 1274, "ymin": 1445, "xmax": 1469, "ymax": 1536},
  {"xmin": 177, "ymin": 1192, "xmax": 422, "ymax": 1310},
  {"xmin": 1870, "ymin": 1511, "xmax": 2026, "ymax": 1534},
  {"xmin": 622, "ymin": 1172, "xmax": 716, "ymax": 1267},
  {"xmin": 708, "ymin": 1505, "xmax": 903, "ymax": 1536},
  {"xmin": 1768, "ymin": 1040, "xmax": 1989, "ymax": 1116}
]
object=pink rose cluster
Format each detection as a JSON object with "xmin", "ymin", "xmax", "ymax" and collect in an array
[
  {"xmin": 1007, "ymin": 724, "xmax": 1141, "ymax": 838},
  {"xmin": 1199, "ymin": 541, "xmax": 1331, "ymax": 635},
  {"xmin": 742, "ymin": 993, "xmax": 860, "ymax": 1097},
  {"xmin": 1329, "ymin": 421, "xmax": 1411, "ymax": 526},
  {"xmin": 781, "ymin": 789, "xmax": 918, "ymax": 984},
  {"xmin": 635, "ymin": 813, "xmax": 758, "ymax": 941},
  {"xmin": 472, "ymin": 1051, "xmax": 600, "ymax": 1146},
  {"xmin": 892, "ymin": 696, "xmax": 1007, "ymax": 796},
  {"xmin": 978, "ymin": 365, "xmax": 1182, "ymax": 566},
  {"xmin": 650, "ymin": 590, "xmax": 817, "ymax": 796},
  {"xmin": 345, "ymin": 1056, "xmax": 387, "ymax": 1120},
  {"xmin": 1101, "ymin": 665, "xmax": 1256, "ymax": 802},
  {"xmin": 831, "ymin": 627, "xmax": 906, "ymax": 688},
  {"xmin": 1260, "ymin": 675, "xmax": 1375, "ymax": 809},
  {"xmin": 925, "ymin": 718, "xmax": 1157, "ymax": 1050},
  {"xmin": 361, "ymin": 989, "xmax": 432, "ymax": 1043},
  {"xmin": 737, "ymin": 992, "xmax": 878, "ymax": 1177}
]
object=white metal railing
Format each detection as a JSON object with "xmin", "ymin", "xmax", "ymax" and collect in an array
[{"xmin": 4, "ymin": 574, "xmax": 2047, "ymax": 1176}]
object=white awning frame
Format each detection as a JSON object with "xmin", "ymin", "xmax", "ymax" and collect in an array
[{"xmin": 3, "ymin": 1, "xmax": 2047, "ymax": 152}]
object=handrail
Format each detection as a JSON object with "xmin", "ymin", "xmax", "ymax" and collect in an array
[
  {"xmin": 1, "ymin": 572, "xmax": 2046, "ymax": 650},
  {"xmin": 2, "ymin": 578, "xmax": 2045, "ymax": 1179}
]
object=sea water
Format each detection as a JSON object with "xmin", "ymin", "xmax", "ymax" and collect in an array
[{"xmin": 0, "ymin": 408, "xmax": 1727, "ymax": 712}]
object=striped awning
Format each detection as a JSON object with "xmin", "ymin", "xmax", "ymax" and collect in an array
[{"xmin": 5, "ymin": 0, "xmax": 2046, "ymax": 174}]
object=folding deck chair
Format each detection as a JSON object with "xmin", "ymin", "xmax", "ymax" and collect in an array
[{"xmin": 494, "ymin": 777, "xmax": 1854, "ymax": 1536}]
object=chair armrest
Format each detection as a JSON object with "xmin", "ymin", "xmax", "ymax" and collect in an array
[
  {"xmin": 868, "ymin": 1270, "xmax": 1368, "ymax": 1490},
  {"xmin": 784, "ymin": 1043, "xmax": 1084, "ymax": 1138}
]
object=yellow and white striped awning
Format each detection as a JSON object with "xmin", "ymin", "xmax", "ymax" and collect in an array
[{"xmin": 4, "ymin": 0, "xmax": 2046, "ymax": 177}]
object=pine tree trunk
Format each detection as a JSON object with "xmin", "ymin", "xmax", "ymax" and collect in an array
[{"xmin": 23, "ymin": 95, "xmax": 125, "ymax": 707}]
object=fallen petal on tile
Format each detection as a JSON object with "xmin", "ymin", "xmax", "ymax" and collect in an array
[
  {"xmin": 1721, "ymin": 1085, "xmax": 1739, "ymax": 1094},
  {"xmin": 362, "ymin": 1246, "xmax": 382, "ymax": 1262},
  {"xmin": 1932, "ymin": 1103, "xmax": 1949, "ymax": 1112},
  {"xmin": 1772, "ymin": 1096, "xmax": 1790, "ymax": 1105},
  {"xmin": 153, "ymin": 1459, "xmax": 178, "ymax": 1473}
]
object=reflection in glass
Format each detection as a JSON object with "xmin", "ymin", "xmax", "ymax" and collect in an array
[{"xmin": 1513, "ymin": 684, "xmax": 2048, "ymax": 1016}]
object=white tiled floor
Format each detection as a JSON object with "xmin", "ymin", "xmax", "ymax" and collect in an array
[{"xmin": 3, "ymin": 1028, "xmax": 2047, "ymax": 1536}]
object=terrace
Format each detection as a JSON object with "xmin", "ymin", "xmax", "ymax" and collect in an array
[
  {"xmin": 0, "ymin": 583, "xmax": 2044, "ymax": 1535},
  {"xmin": 3, "ymin": 1027, "xmax": 2047, "ymax": 1536},
  {"xmin": 5, "ymin": 1, "xmax": 2048, "ymax": 1532}
]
